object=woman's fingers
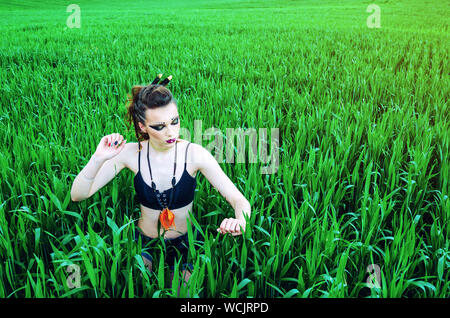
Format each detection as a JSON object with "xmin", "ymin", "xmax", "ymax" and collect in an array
[
  {"xmin": 224, "ymin": 218, "xmax": 234, "ymax": 233},
  {"xmin": 114, "ymin": 135, "xmax": 125, "ymax": 149},
  {"xmin": 230, "ymin": 230, "xmax": 241, "ymax": 236},
  {"xmin": 231, "ymin": 220, "xmax": 242, "ymax": 234},
  {"xmin": 118, "ymin": 134, "xmax": 124, "ymax": 146},
  {"xmin": 218, "ymin": 218, "xmax": 228, "ymax": 234},
  {"xmin": 234, "ymin": 220, "xmax": 242, "ymax": 233},
  {"xmin": 111, "ymin": 134, "xmax": 118, "ymax": 147},
  {"xmin": 111, "ymin": 133, "xmax": 118, "ymax": 147},
  {"xmin": 105, "ymin": 133, "xmax": 125, "ymax": 148},
  {"xmin": 225, "ymin": 219, "xmax": 237, "ymax": 232},
  {"xmin": 218, "ymin": 218, "xmax": 242, "ymax": 235},
  {"xmin": 118, "ymin": 138, "xmax": 127, "ymax": 150}
]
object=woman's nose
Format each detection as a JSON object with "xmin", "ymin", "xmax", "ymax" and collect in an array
[{"xmin": 166, "ymin": 125, "xmax": 176, "ymax": 136}]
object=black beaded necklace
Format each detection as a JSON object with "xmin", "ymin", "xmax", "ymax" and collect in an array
[{"xmin": 146, "ymin": 139, "xmax": 178, "ymax": 210}]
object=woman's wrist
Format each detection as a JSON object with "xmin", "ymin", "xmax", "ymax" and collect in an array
[
  {"xmin": 79, "ymin": 154, "xmax": 105, "ymax": 181},
  {"xmin": 92, "ymin": 153, "xmax": 106, "ymax": 164}
]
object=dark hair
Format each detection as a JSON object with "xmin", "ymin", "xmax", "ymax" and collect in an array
[{"xmin": 125, "ymin": 78, "xmax": 177, "ymax": 151}]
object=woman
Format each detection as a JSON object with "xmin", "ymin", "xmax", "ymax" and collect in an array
[{"xmin": 70, "ymin": 74, "xmax": 251, "ymax": 291}]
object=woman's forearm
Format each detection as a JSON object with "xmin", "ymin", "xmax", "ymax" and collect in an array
[
  {"xmin": 234, "ymin": 199, "xmax": 251, "ymax": 224},
  {"xmin": 70, "ymin": 154, "xmax": 106, "ymax": 201}
]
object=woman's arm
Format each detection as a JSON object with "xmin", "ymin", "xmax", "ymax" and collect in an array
[
  {"xmin": 71, "ymin": 134, "xmax": 127, "ymax": 202},
  {"xmin": 70, "ymin": 154, "xmax": 106, "ymax": 201},
  {"xmin": 193, "ymin": 144, "xmax": 251, "ymax": 236}
]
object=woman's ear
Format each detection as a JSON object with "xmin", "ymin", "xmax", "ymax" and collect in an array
[{"xmin": 138, "ymin": 121, "xmax": 146, "ymax": 134}]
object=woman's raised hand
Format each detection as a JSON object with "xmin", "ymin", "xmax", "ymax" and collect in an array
[{"xmin": 93, "ymin": 133, "xmax": 127, "ymax": 161}]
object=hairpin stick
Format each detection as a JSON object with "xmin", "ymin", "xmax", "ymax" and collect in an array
[
  {"xmin": 160, "ymin": 75, "xmax": 172, "ymax": 86},
  {"xmin": 151, "ymin": 73, "xmax": 163, "ymax": 85}
]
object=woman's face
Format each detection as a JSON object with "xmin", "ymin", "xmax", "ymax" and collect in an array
[{"xmin": 138, "ymin": 102, "xmax": 180, "ymax": 149}]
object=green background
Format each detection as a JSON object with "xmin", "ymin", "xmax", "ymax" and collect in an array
[{"xmin": 0, "ymin": 0, "xmax": 448, "ymax": 297}]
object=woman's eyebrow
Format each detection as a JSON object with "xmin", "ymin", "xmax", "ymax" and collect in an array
[{"xmin": 150, "ymin": 116, "xmax": 179, "ymax": 125}]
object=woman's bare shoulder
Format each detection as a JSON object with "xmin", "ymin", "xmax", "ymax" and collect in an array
[
  {"xmin": 184, "ymin": 141, "xmax": 212, "ymax": 169},
  {"xmin": 177, "ymin": 138, "xmax": 200, "ymax": 149},
  {"xmin": 122, "ymin": 141, "xmax": 140, "ymax": 171},
  {"xmin": 181, "ymin": 140, "xmax": 203, "ymax": 153},
  {"xmin": 126, "ymin": 141, "xmax": 140, "ymax": 153}
]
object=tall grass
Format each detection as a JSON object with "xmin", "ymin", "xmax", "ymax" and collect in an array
[{"xmin": 0, "ymin": 0, "xmax": 448, "ymax": 297}]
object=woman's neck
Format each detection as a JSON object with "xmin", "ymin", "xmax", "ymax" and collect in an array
[{"xmin": 148, "ymin": 139, "xmax": 176, "ymax": 159}]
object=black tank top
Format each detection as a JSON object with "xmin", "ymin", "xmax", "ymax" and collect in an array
[{"xmin": 134, "ymin": 141, "xmax": 197, "ymax": 210}]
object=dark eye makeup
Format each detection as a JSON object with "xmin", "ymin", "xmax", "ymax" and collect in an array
[{"xmin": 149, "ymin": 117, "xmax": 179, "ymax": 131}]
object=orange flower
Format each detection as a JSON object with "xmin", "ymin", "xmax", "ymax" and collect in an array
[{"xmin": 160, "ymin": 208, "xmax": 175, "ymax": 230}]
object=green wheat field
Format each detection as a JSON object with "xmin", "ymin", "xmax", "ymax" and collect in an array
[{"xmin": 0, "ymin": 0, "xmax": 448, "ymax": 298}]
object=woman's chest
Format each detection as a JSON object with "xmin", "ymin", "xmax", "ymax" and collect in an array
[{"xmin": 127, "ymin": 143, "xmax": 198, "ymax": 190}]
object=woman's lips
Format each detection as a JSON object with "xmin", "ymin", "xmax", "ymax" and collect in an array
[{"xmin": 166, "ymin": 138, "xmax": 176, "ymax": 143}]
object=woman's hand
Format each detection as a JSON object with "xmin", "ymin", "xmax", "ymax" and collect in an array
[
  {"xmin": 93, "ymin": 133, "xmax": 126, "ymax": 161},
  {"xmin": 217, "ymin": 218, "xmax": 246, "ymax": 236}
]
